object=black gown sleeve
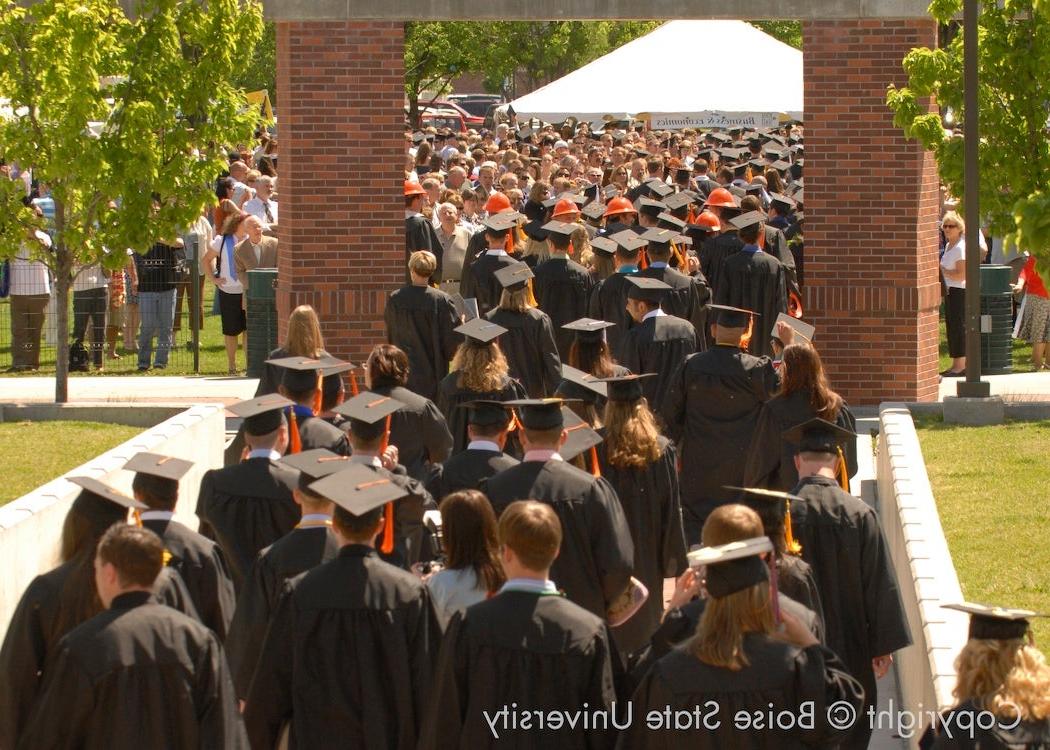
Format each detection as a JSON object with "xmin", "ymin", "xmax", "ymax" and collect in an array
[
  {"xmin": 0, "ymin": 579, "xmax": 52, "ymax": 749},
  {"xmin": 195, "ymin": 630, "xmax": 250, "ymax": 749},
  {"xmin": 225, "ymin": 553, "xmax": 277, "ymax": 698},
  {"xmin": 421, "ymin": 401, "xmax": 454, "ymax": 465},
  {"xmin": 658, "ymin": 443, "xmax": 689, "ymax": 576},
  {"xmin": 660, "ymin": 359, "xmax": 687, "ymax": 443},
  {"xmin": 742, "ymin": 403, "xmax": 782, "ymax": 489},
  {"xmin": 417, "ymin": 604, "xmax": 464, "ymax": 750},
  {"xmin": 538, "ymin": 314, "xmax": 563, "ymax": 396},
  {"xmin": 590, "ymin": 479, "xmax": 636, "ymax": 610},
  {"xmin": 243, "ymin": 584, "xmax": 296, "ymax": 749},
  {"xmin": 788, "ymin": 644, "xmax": 866, "ymax": 748},
  {"xmin": 15, "ymin": 644, "xmax": 95, "ymax": 750}
]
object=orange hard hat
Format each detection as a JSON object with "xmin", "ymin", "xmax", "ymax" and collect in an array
[
  {"xmin": 552, "ymin": 199, "xmax": 581, "ymax": 218},
  {"xmin": 696, "ymin": 210, "xmax": 721, "ymax": 231},
  {"xmin": 484, "ymin": 192, "xmax": 512, "ymax": 214},
  {"xmin": 404, "ymin": 180, "xmax": 427, "ymax": 197},
  {"xmin": 603, "ymin": 196, "xmax": 637, "ymax": 218},
  {"xmin": 703, "ymin": 187, "xmax": 738, "ymax": 209}
]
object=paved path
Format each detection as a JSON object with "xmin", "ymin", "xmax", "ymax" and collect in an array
[
  {"xmin": 937, "ymin": 370, "xmax": 1050, "ymax": 401},
  {"xmin": 1, "ymin": 375, "xmax": 259, "ymax": 406}
]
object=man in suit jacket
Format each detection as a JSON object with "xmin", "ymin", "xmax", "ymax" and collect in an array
[{"xmin": 234, "ymin": 216, "xmax": 278, "ymax": 307}]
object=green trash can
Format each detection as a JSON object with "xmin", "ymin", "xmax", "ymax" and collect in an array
[
  {"xmin": 246, "ymin": 269, "xmax": 278, "ymax": 378},
  {"xmin": 979, "ymin": 264, "xmax": 1013, "ymax": 375}
]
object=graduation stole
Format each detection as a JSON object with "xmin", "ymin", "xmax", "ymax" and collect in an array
[
  {"xmin": 836, "ymin": 447, "xmax": 850, "ymax": 492},
  {"xmin": 311, "ymin": 372, "xmax": 323, "ymax": 416},
  {"xmin": 378, "ymin": 415, "xmax": 396, "ymax": 555},
  {"xmin": 638, "ymin": 248, "xmax": 649, "ymax": 271}
]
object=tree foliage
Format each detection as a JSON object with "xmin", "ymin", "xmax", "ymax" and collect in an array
[
  {"xmin": 232, "ymin": 20, "xmax": 276, "ymax": 102},
  {"xmin": 886, "ymin": 0, "xmax": 1050, "ymax": 258},
  {"xmin": 0, "ymin": 0, "xmax": 263, "ymax": 401},
  {"xmin": 750, "ymin": 20, "xmax": 803, "ymax": 49}
]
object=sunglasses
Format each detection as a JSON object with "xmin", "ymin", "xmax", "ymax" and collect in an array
[{"xmin": 942, "ymin": 223, "xmax": 959, "ymax": 229}]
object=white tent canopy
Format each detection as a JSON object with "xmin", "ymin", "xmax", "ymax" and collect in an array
[{"xmin": 510, "ymin": 20, "xmax": 803, "ymax": 129}]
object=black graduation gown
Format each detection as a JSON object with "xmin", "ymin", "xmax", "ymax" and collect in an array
[
  {"xmin": 460, "ymin": 251, "xmax": 516, "ymax": 316},
  {"xmin": 743, "ymin": 392, "xmax": 859, "ymax": 492},
  {"xmin": 18, "ymin": 591, "xmax": 246, "ymax": 750},
  {"xmin": 195, "ymin": 457, "xmax": 300, "ymax": 590},
  {"xmin": 225, "ymin": 525, "xmax": 339, "ymax": 698},
  {"xmin": 587, "ymin": 271, "xmax": 638, "ymax": 360},
  {"xmin": 384, "ymin": 285, "xmax": 462, "ymax": 401},
  {"xmin": 533, "ymin": 256, "xmax": 597, "ymax": 359},
  {"xmin": 255, "ymin": 346, "xmax": 330, "ymax": 398},
  {"xmin": 700, "ymin": 231, "xmax": 742, "ymax": 298},
  {"xmin": 0, "ymin": 558, "xmax": 199, "ymax": 749},
  {"xmin": 485, "ymin": 460, "xmax": 635, "ymax": 619},
  {"xmin": 777, "ymin": 554, "xmax": 826, "ymax": 636},
  {"xmin": 296, "ymin": 413, "xmax": 351, "ymax": 455},
  {"xmin": 661, "ymin": 345, "xmax": 779, "ymax": 544},
  {"xmin": 427, "ymin": 447, "xmax": 519, "ymax": 500},
  {"xmin": 595, "ymin": 436, "xmax": 688, "ymax": 655},
  {"xmin": 420, "ymin": 591, "xmax": 619, "ymax": 750},
  {"xmin": 618, "ymin": 635, "xmax": 864, "ymax": 750},
  {"xmin": 436, "ymin": 372, "xmax": 527, "ymax": 454},
  {"xmin": 243, "ymin": 545, "xmax": 440, "ymax": 750},
  {"xmin": 370, "ymin": 462, "xmax": 431, "ymax": 569},
  {"xmin": 485, "ymin": 307, "xmax": 561, "ymax": 398},
  {"xmin": 764, "ymin": 224, "xmax": 801, "ymax": 294},
  {"xmin": 713, "ymin": 247, "xmax": 788, "ymax": 359},
  {"xmin": 370, "ymin": 384, "xmax": 454, "ymax": 482},
  {"xmin": 920, "ymin": 700, "xmax": 1050, "ymax": 749},
  {"xmin": 142, "ymin": 517, "xmax": 236, "ymax": 641},
  {"xmin": 619, "ymin": 313, "xmax": 699, "ymax": 414},
  {"xmin": 791, "ymin": 475, "xmax": 913, "ymax": 750},
  {"xmin": 405, "ymin": 213, "xmax": 444, "ymax": 281},
  {"xmin": 637, "ymin": 264, "xmax": 711, "ymax": 337}
]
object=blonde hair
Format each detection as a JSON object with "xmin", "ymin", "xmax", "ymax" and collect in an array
[
  {"xmin": 570, "ymin": 224, "xmax": 591, "ymax": 261},
  {"xmin": 285, "ymin": 305, "xmax": 325, "ymax": 358},
  {"xmin": 409, "ymin": 250, "xmax": 437, "ymax": 278},
  {"xmin": 954, "ymin": 639, "xmax": 1050, "ymax": 721},
  {"xmin": 498, "ymin": 287, "xmax": 532, "ymax": 313},
  {"xmin": 603, "ymin": 398, "xmax": 662, "ymax": 469},
  {"xmin": 522, "ymin": 237, "xmax": 551, "ymax": 264},
  {"xmin": 942, "ymin": 210, "xmax": 966, "ymax": 235},
  {"xmin": 688, "ymin": 583, "xmax": 776, "ymax": 670},
  {"xmin": 451, "ymin": 341, "xmax": 508, "ymax": 392}
]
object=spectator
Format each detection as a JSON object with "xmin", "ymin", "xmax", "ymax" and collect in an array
[
  {"xmin": 105, "ymin": 255, "xmax": 136, "ymax": 360},
  {"xmin": 70, "ymin": 261, "xmax": 108, "ymax": 370},
  {"xmin": 1013, "ymin": 253, "xmax": 1050, "ymax": 370},
  {"xmin": 134, "ymin": 234, "xmax": 184, "ymax": 371},
  {"xmin": 8, "ymin": 226, "xmax": 52, "ymax": 372},
  {"xmin": 940, "ymin": 210, "xmax": 967, "ymax": 377},
  {"xmin": 175, "ymin": 206, "xmax": 212, "ymax": 338},
  {"xmin": 228, "ymin": 161, "xmax": 253, "ymax": 206},
  {"xmin": 434, "ymin": 203, "xmax": 470, "ymax": 295},
  {"xmin": 233, "ymin": 215, "xmax": 278, "ymax": 295},
  {"xmin": 243, "ymin": 175, "xmax": 278, "ymax": 231},
  {"xmin": 204, "ymin": 210, "xmax": 250, "ymax": 375}
]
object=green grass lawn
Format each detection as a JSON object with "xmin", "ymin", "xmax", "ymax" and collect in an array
[
  {"xmin": 915, "ymin": 414, "xmax": 1050, "ymax": 645},
  {"xmin": 0, "ymin": 420, "xmax": 145, "ymax": 506}
]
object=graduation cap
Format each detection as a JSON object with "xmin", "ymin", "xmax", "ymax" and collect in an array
[
  {"xmin": 541, "ymin": 220, "xmax": 577, "ymax": 239},
  {"xmin": 563, "ymin": 317, "xmax": 614, "ymax": 344},
  {"xmin": 229, "ymin": 393, "xmax": 294, "ymax": 436},
  {"xmin": 744, "ymin": 183, "xmax": 766, "ymax": 197},
  {"xmin": 589, "ymin": 236, "xmax": 618, "ymax": 257},
  {"xmin": 280, "ymin": 447, "xmax": 354, "ymax": 491},
  {"xmin": 522, "ymin": 218, "xmax": 549, "ymax": 242},
  {"xmin": 943, "ymin": 602, "xmax": 1048, "ymax": 641},
  {"xmin": 636, "ymin": 197, "xmax": 666, "ymax": 217},
  {"xmin": 504, "ymin": 398, "xmax": 575, "ymax": 430},
  {"xmin": 455, "ymin": 317, "xmax": 506, "ymax": 346},
  {"xmin": 729, "ymin": 211, "xmax": 766, "ymax": 232},
  {"xmin": 333, "ymin": 391, "xmax": 404, "ymax": 442},
  {"xmin": 727, "ymin": 185, "xmax": 747, "ymax": 200},
  {"xmin": 724, "ymin": 486, "xmax": 806, "ymax": 554},
  {"xmin": 687, "ymin": 537, "xmax": 773, "ymax": 598},
  {"xmin": 560, "ymin": 406, "xmax": 604, "ymax": 461},
  {"xmin": 124, "ymin": 452, "xmax": 193, "ymax": 482},
  {"xmin": 656, "ymin": 212, "xmax": 687, "ymax": 231},
  {"xmin": 769, "ymin": 192, "xmax": 796, "ymax": 213},
  {"xmin": 602, "ymin": 184, "xmax": 621, "ymax": 200},
  {"xmin": 709, "ymin": 132, "xmax": 731, "ymax": 143},
  {"xmin": 770, "ymin": 313, "xmax": 815, "ymax": 347},
  {"xmin": 68, "ymin": 475, "xmax": 147, "ymax": 511},
  {"xmin": 459, "ymin": 399, "xmax": 512, "ymax": 429},
  {"xmin": 626, "ymin": 276, "xmax": 671, "ymax": 303},
  {"xmin": 640, "ymin": 227, "xmax": 678, "ymax": 247},
  {"xmin": 790, "ymin": 162, "xmax": 803, "ymax": 181},
  {"xmin": 782, "ymin": 417, "xmax": 857, "ymax": 455},
  {"xmin": 748, "ymin": 159, "xmax": 767, "ymax": 171},
  {"xmin": 732, "ymin": 163, "xmax": 751, "ymax": 178},
  {"xmin": 662, "ymin": 192, "xmax": 695, "ymax": 213},
  {"xmin": 770, "ymin": 160, "xmax": 792, "ymax": 172},
  {"xmin": 581, "ymin": 202, "xmax": 607, "ymax": 222},
  {"xmin": 709, "ymin": 303, "xmax": 758, "ymax": 328},
  {"xmin": 308, "ymin": 464, "xmax": 408, "ymax": 518},
  {"xmin": 610, "ymin": 230, "xmax": 647, "ymax": 254},
  {"xmin": 494, "ymin": 261, "xmax": 535, "ymax": 292},
  {"xmin": 558, "ymin": 365, "xmax": 608, "ymax": 403},
  {"xmin": 481, "ymin": 212, "xmax": 520, "ymax": 233},
  {"xmin": 675, "ymin": 234, "xmax": 693, "ymax": 247},
  {"xmin": 267, "ymin": 355, "xmax": 351, "ymax": 393},
  {"xmin": 595, "ymin": 373, "xmax": 656, "ymax": 402},
  {"xmin": 643, "ymin": 180, "xmax": 674, "ymax": 199},
  {"xmin": 581, "ymin": 183, "xmax": 599, "ymax": 202}
]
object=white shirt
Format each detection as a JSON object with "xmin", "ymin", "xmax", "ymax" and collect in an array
[
  {"xmin": 466, "ymin": 440, "xmax": 501, "ymax": 452},
  {"xmin": 642, "ymin": 308, "xmax": 667, "ymax": 322},
  {"xmin": 426, "ymin": 568, "xmax": 487, "ymax": 629},
  {"xmin": 11, "ymin": 233, "xmax": 52, "ymax": 296},
  {"xmin": 523, "ymin": 450, "xmax": 563, "ymax": 463},
  {"xmin": 186, "ymin": 215, "xmax": 213, "ymax": 276},
  {"xmin": 72, "ymin": 263, "xmax": 108, "ymax": 292},
  {"xmin": 243, "ymin": 196, "xmax": 278, "ymax": 228},
  {"xmin": 210, "ymin": 234, "xmax": 244, "ymax": 294},
  {"xmin": 941, "ymin": 238, "xmax": 966, "ymax": 290},
  {"xmin": 231, "ymin": 180, "xmax": 252, "ymax": 206},
  {"xmin": 248, "ymin": 448, "xmax": 283, "ymax": 461}
]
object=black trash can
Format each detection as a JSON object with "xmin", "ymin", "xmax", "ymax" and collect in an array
[
  {"xmin": 979, "ymin": 264, "xmax": 1013, "ymax": 375},
  {"xmin": 246, "ymin": 268, "xmax": 278, "ymax": 378}
]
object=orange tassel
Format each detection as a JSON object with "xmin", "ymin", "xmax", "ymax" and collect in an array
[
  {"xmin": 757, "ymin": 229, "xmax": 766, "ymax": 250},
  {"xmin": 567, "ymin": 240, "xmax": 574, "ymax": 258},
  {"xmin": 349, "ymin": 371, "xmax": 360, "ymax": 397},
  {"xmin": 132, "ymin": 509, "xmax": 142, "ymax": 527},
  {"xmin": 739, "ymin": 315, "xmax": 754, "ymax": 350},
  {"xmin": 836, "ymin": 446, "xmax": 850, "ymax": 492},
  {"xmin": 311, "ymin": 373, "xmax": 322, "ymax": 416},
  {"xmin": 589, "ymin": 445, "xmax": 601, "ymax": 478},
  {"xmin": 526, "ymin": 278, "xmax": 539, "ymax": 308},
  {"xmin": 638, "ymin": 249, "xmax": 649, "ymax": 270},
  {"xmin": 288, "ymin": 409, "xmax": 302, "ymax": 454},
  {"xmin": 670, "ymin": 241, "xmax": 686, "ymax": 270},
  {"xmin": 381, "ymin": 501, "xmax": 395, "ymax": 555},
  {"xmin": 378, "ymin": 414, "xmax": 392, "ymax": 456},
  {"xmin": 504, "ymin": 232, "xmax": 514, "ymax": 255},
  {"xmin": 784, "ymin": 500, "xmax": 802, "ymax": 555}
]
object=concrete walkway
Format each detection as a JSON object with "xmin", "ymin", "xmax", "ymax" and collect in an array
[
  {"xmin": 1, "ymin": 375, "xmax": 260, "ymax": 405},
  {"xmin": 937, "ymin": 370, "xmax": 1050, "ymax": 401}
]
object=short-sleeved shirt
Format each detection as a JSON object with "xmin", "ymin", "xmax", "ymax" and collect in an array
[
  {"xmin": 135, "ymin": 243, "xmax": 179, "ymax": 293},
  {"xmin": 1020, "ymin": 255, "xmax": 1050, "ymax": 299},
  {"xmin": 940, "ymin": 238, "xmax": 965, "ymax": 289}
]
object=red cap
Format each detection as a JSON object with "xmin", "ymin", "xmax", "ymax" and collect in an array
[
  {"xmin": 404, "ymin": 180, "xmax": 427, "ymax": 197},
  {"xmin": 703, "ymin": 187, "xmax": 738, "ymax": 209}
]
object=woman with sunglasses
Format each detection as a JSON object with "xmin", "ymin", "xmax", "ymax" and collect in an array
[{"xmin": 939, "ymin": 211, "xmax": 967, "ymax": 377}]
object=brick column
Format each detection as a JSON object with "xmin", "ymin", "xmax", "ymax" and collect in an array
[
  {"xmin": 275, "ymin": 21, "xmax": 404, "ymax": 364},
  {"xmin": 802, "ymin": 20, "xmax": 940, "ymax": 405}
]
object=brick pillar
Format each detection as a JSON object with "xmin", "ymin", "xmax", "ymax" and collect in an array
[
  {"xmin": 275, "ymin": 21, "xmax": 404, "ymax": 364},
  {"xmin": 802, "ymin": 20, "xmax": 941, "ymax": 405}
]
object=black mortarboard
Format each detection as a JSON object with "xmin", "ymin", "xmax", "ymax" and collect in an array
[
  {"xmin": 602, "ymin": 184, "xmax": 620, "ymax": 200},
  {"xmin": 636, "ymin": 197, "xmax": 666, "ymax": 217},
  {"xmin": 626, "ymin": 276, "xmax": 671, "ymax": 303},
  {"xmin": 729, "ymin": 211, "xmax": 765, "ymax": 232},
  {"xmin": 280, "ymin": 448, "xmax": 354, "ymax": 490},
  {"xmin": 505, "ymin": 398, "xmax": 574, "ymax": 430},
  {"xmin": 582, "ymin": 202, "xmax": 607, "ymax": 222},
  {"xmin": 656, "ymin": 212, "xmax": 687, "ymax": 231},
  {"xmin": 333, "ymin": 391, "xmax": 404, "ymax": 441},
  {"xmin": 308, "ymin": 464, "xmax": 408, "ymax": 517},
  {"xmin": 645, "ymin": 180, "xmax": 674, "ymax": 199},
  {"xmin": 727, "ymin": 185, "xmax": 747, "ymax": 200},
  {"xmin": 595, "ymin": 373, "xmax": 656, "ymax": 402},
  {"xmin": 782, "ymin": 417, "xmax": 857, "ymax": 455},
  {"xmin": 124, "ymin": 452, "xmax": 193, "ymax": 481},
  {"xmin": 454, "ymin": 318, "xmax": 506, "ymax": 345},
  {"xmin": 640, "ymin": 227, "xmax": 678, "ymax": 247},
  {"xmin": 662, "ymin": 192, "xmax": 695, "ymax": 212},
  {"xmin": 522, "ymin": 219, "xmax": 549, "ymax": 242},
  {"xmin": 769, "ymin": 192, "xmax": 796, "ymax": 213},
  {"xmin": 790, "ymin": 162, "xmax": 803, "ymax": 181},
  {"xmin": 709, "ymin": 303, "xmax": 758, "ymax": 328},
  {"xmin": 732, "ymin": 162, "xmax": 750, "ymax": 177},
  {"xmin": 482, "ymin": 212, "xmax": 520, "ymax": 232},
  {"xmin": 724, "ymin": 486, "xmax": 804, "ymax": 546},
  {"xmin": 558, "ymin": 365, "xmax": 608, "ymax": 403},
  {"xmin": 268, "ymin": 355, "xmax": 349, "ymax": 393},
  {"xmin": 541, "ymin": 196, "xmax": 561, "ymax": 210},
  {"xmin": 560, "ymin": 406, "xmax": 604, "ymax": 460},
  {"xmin": 541, "ymin": 220, "xmax": 577, "ymax": 239},
  {"xmin": 229, "ymin": 393, "xmax": 293, "ymax": 436},
  {"xmin": 687, "ymin": 537, "xmax": 772, "ymax": 598},
  {"xmin": 563, "ymin": 317, "xmax": 614, "ymax": 343},
  {"xmin": 68, "ymin": 476, "xmax": 146, "ymax": 510},
  {"xmin": 744, "ymin": 182, "xmax": 766, "ymax": 196},
  {"xmin": 582, "ymin": 183, "xmax": 599, "ymax": 201},
  {"xmin": 559, "ymin": 192, "xmax": 587, "ymax": 207},
  {"xmin": 589, "ymin": 236, "xmax": 618, "ymax": 256},
  {"xmin": 494, "ymin": 261, "xmax": 535, "ymax": 291},
  {"xmin": 675, "ymin": 234, "xmax": 693, "ymax": 247},
  {"xmin": 770, "ymin": 313, "xmax": 815, "ymax": 346},
  {"xmin": 748, "ymin": 158, "xmax": 767, "ymax": 171},
  {"xmin": 610, "ymin": 230, "xmax": 647, "ymax": 253},
  {"xmin": 460, "ymin": 399, "xmax": 512, "ymax": 429},
  {"xmin": 771, "ymin": 159, "xmax": 792, "ymax": 172},
  {"xmin": 943, "ymin": 602, "xmax": 1047, "ymax": 641}
]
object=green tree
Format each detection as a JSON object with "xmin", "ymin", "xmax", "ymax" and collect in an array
[
  {"xmin": 404, "ymin": 22, "xmax": 481, "ymax": 122},
  {"xmin": 886, "ymin": 0, "xmax": 1050, "ymax": 258},
  {"xmin": 233, "ymin": 20, "xmax": 276, "ymax": 103},
  {"xmin": 0, "ymin": 0, "xmax": 262, "ymax": 402},
  {"xmin": 750, "ymin": 20, "xmax": 802, "ymax": 49}
]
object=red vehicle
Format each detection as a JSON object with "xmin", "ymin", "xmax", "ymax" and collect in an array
[{"xmin": 413, "ymin": 99, "xmax": 484, "ymax": 131}]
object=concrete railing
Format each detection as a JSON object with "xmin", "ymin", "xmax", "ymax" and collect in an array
[
  {"xmin": 0, "ymin": 404, "xmax": 225, "ymax": 644},
  {"xmin": 877, "ymin": 403, "xmax": 970, "ymax": 746}
]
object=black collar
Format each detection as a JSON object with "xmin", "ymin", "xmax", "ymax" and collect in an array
[
  {"xmin": 338, "ymin": 544, "xmax": 377, "ymax": 559},
  {"xmin": 110, "ymin": 590, "xmax": 153, "ymax": 610}
]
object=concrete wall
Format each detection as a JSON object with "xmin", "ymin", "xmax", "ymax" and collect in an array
[
  {"xmin": 878, "ymin": 403, "xmax": 969, "ymax": 746},
  {"xmin": 0, "ymin": 404, "xmax": 225, "ymax": 644}
]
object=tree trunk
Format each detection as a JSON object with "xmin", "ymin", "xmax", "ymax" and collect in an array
[{"xmin": 53, "ymin": 199, "xmax": 69, "ymax": 404}]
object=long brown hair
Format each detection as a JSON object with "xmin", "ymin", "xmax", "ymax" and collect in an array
[
  {"xmin": 219, "ymin": 208, "xmax": 249, "ymax": 236},
  {"xmin": 568, "ymin": 339, "xmax": 617, "ymax": 378},
  {"xmin": 55, "ymin": 496, "xmax": 126, "ymax": 638},
  {"xmin": 451, "ymin": 341, "xmax": 509, "ymax": 392},
  {"xmin": 603, "ymin": 398, "xmax": 661, "ymax": 469},
  {"xmin": 689, "ymin": 583, "xmax": 776, "ymax": 670},
  {"xmin": 779, "ymin": 343, "xmax": 842, "ymax": 421},
  {"xmin": 285, "ymin": 305, "xmax": 325, "ymax": 358},
  {"xmin": 440, "ymin": 490, "xmax": 505, "ymax": 593}
]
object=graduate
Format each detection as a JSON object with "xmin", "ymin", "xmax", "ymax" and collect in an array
[
  {"xmin": 698, "ymin": 187, "xmax": 743, "ymax": 292},
  {"xmin": 619, "ymin": 276, "xmax": 699, "ymax": 412},
  {"xmin": 594, "ymin": 374, "xmax": 688, "ymax": 655},
  {"xmin": 243, "ymin": 464, "xmax": 440, "ymax": 750},
  {"xmin": 556, "ymin": 364, "xmax": 609, "ymax": 427},
  {"xmin": 0, "ymin": 477, "xmax": 198, "ymax": 748},
  {"xmin": 460, "ymin": 212, "xmax": 522, "ymax": 316},
  {"xmin": 383, "ymin": 250, "xmax": 463, "ymax": 401},
  {"xmin": 661, "ymin": 305, "xmax": 786, "ymax": 544},
  {"xmin": 636, "ymin": 227, "xmax": 711, "ymax": 335},
  {"xmin": 420, "ymin": 501, "xmax": 619, "ymax": 750},
  {"xmin": 484, "ymin": 398, "xmax": 635, "ymax": 619},
  {"xmin": 587, "ymin": 229, "xmax": 645, "ymax": 360},
  {"xmin": 224, "ymin": 448, "xmax": 342, "ymax": 700},
  {"xmin": 484, "ymin": 260, "xmax": 562, "ymax": 398},
  {"xmin": 787, "ymin": 417, "xmax": 913, "ymax": 750},
  {"xmin": 618, "ymin": 534, "xmax": 864, "ymax": 750},
  {"xmin": 436, "ymin": 318, "xmax": 527, "ymax": 454},
  {"xmin": 561, "ymin": 318, "xmax": 629, "ymax": 387},
  {"xmin": 195, "ymin": 394, "xmax": 301, "ymax": 589},
  {"xmin": 713, "ymin": 211, "xmax": 788, "ymax": 358},
  {"xmin": 404, "ymin": 180, "xmax": 443, "ymax": 280},
  {"xmin": 125, "ymin": 451, "xmax": 236, "ymax": 641},
  {"xmin": 531, "ymin": 220, "xmax": 597, "ymax": 359},
  {"xmin": 17, "ymin": 524, "xmax": 248, "ymax": 749},
  {"xmin": 426, "ymin": 400, "xmax": 519, "ymax": 500},
  {"xmin": 269, "ymin": 355, "xmax": 354, "ymax": 455}
]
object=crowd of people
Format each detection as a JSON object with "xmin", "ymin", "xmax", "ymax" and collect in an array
[
  {"xmin": 2, "ymin": 134, "xmax": 279, "ymax": 374},
  {"xmin": 1, "ymin": 119, "xmax": 1048, "ymax": 750}
]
